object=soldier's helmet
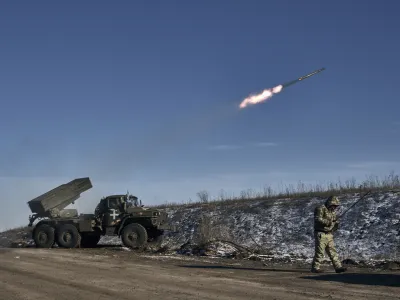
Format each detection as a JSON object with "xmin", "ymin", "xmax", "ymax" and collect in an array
[{"xmin": 325, "ymin": 195, "xmax": 340, "ymax": 207}]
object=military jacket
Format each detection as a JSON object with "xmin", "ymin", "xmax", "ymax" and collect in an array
[{"xmin": 314, "ymin": 204, "xmax": 337, "ymax": 232}]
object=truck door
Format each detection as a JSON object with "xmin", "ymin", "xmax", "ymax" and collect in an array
[{"xmin": 102, "ymin": 197, "xmax": 123, "ymax": 228}]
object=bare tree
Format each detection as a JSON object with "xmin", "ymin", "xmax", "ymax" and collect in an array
[{"xmin": 196, "ymin": 190, "xmax": 209, "ymax": 203}]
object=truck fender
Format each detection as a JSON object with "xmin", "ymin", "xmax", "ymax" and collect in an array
[{"xmin": 117, "ymin": 217, "xmax": 130, "ymax": 236}]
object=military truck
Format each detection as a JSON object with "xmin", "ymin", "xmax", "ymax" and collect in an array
[{"xmin": 27, "ymin": 177, "xmax": 174, "ymax": 249}]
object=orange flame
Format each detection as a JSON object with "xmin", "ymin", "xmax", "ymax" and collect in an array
[{"xmin": 239, "ymin": 85, "xmax": 283, "ymax": 109}]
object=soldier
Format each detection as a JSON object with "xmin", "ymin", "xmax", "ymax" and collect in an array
[{"xmin": 311, "ymin": 195, "xmax": 347, "ymax": 273}]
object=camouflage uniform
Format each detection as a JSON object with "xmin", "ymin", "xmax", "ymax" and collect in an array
[{"xmin": 311, "ymin": 195, "xmax": 347, "ymax": 273}]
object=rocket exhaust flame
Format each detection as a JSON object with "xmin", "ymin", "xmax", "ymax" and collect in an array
[
  {"xmin": 239, "ymin": 85, "xmax": 283, "ymax": 108},
  {"xmin": 239, "ymin": 67, "xmax": 325, "ymax": 109}
]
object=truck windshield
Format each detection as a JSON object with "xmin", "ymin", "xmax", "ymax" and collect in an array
[{"xmin": 127, "ymin": 196, "xmax": 139, "ymax": 207}]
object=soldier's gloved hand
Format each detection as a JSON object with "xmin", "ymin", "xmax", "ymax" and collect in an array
[{"xmin": 332, "ymin": 221, "xmax": 339, "ymax": 231}]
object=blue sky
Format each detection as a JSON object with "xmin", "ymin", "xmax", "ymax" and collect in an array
[{"xmin": 1, "ymin": 0, "xmax": 400, "ymax": 229}]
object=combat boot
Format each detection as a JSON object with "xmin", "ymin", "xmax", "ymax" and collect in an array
[
  {"xmin": 335, "ymin": 267, "xmax": 347, "ymax": 273},
  {"xmin": 311, "ymin": 268, "xmax": 324, "ymax": 273}
]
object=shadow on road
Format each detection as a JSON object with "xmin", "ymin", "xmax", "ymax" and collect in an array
[
  {"xmin": 177, "ymin": 264, "xmax": 308, "ymax": 273},
  {"xmin": 301, "ymin": 273, "xmax": 400, "ymax": 287}
]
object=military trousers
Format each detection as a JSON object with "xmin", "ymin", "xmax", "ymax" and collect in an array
[{"xmin": 311, "ymin": 231, "xmax": 342, "ymax": 270}]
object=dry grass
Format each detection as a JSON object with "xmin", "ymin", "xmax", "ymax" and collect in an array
[
  {"xmin": 152, "ymin": 172, "xmax": 400, "ymax": 209},
  {"xmin": 193, "ymin": 212, "xmax": 234, "ymax": 247}
]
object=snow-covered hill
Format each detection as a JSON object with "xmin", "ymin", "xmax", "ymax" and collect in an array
[
  {"xmin": 159, "ymin": 190, "xmax": 400, "ymax": 261},
  {"xmin": 1, "ymin": 191, "xmax": 400, "ymax": 263}
]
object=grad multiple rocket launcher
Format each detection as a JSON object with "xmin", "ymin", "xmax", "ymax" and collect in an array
[{"xmin": 27, "ymin": 177, "xmax": 176, "ymax": 249}]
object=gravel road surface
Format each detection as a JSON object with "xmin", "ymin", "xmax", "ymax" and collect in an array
[{"xmin": 0, "ymin": 248, "xmax": 399, "ymax": 300}]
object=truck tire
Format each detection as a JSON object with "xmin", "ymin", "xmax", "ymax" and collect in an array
[
  {"xmin": 121, "ymin": 223, "xmax": 148, "ymax": 249},
  {"xmin": 33, "ymin": 224, "xmax": 55, "ymax": 248},
  {"xmin": 80, "ymin": 234, "xmax": 101, "ymax": 248},
  {"xmin": 56, "ymin": 224, "xmax": 81, "ymax": 248}
]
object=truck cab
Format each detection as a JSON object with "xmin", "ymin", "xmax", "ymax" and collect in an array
[
  {"xmin": 94, "ymin": 193, "xmax": 170, "ymax": 239},
  {"xmin": 95, "ymin": 194, "xmax": 127, "ymax": 234}
]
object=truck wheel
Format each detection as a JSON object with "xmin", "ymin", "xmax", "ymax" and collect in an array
[
  {"xmin": 80, "ymin": 234, "xmax": 101, "ymax": 248},
  {"xmin": 56, "ymin": 224, "xmax": 81, "ymax": 248},
  {"xmin": 121, "ymin": 223, "xmax": 148, "ymax": 249},
  {"xmin": 33, "ymin": 224, "xmax": 55, "ymax": 248}
]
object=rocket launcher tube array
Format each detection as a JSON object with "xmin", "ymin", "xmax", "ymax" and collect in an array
[{"xmin": 27, "ymin": 177, "xmax": 93, "ymax": 215}]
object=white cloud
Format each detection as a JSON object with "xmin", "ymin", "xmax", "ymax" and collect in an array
[
  {"xmin": 207, "ymin": 142, "xmax": 278, "ymax": 151},
  {"xmin": 207, "ymin": 145, "xmax": 242, "ymax": 150},
  {"xmin": 345, "ymin": 161, "xmax": 400, "ymax": 169},
  {"xmin": 253, "ymin": 142, "xmax": 278, "ymax": 147}
]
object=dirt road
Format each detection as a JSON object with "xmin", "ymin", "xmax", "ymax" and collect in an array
[{"xmin": 0, "ymin": 248, "xmax": 399, "ymax": 300}]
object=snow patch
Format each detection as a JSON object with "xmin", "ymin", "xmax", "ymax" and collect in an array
[{"xmin": 162, "ymin": 191, "xmax": 400, "ymax": 262}]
